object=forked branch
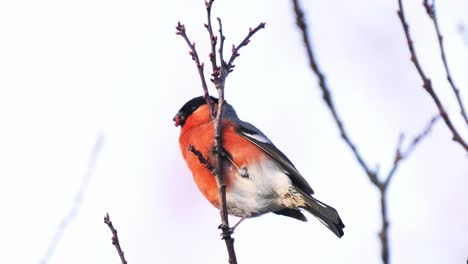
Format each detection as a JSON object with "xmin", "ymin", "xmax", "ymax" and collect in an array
[
  {"xmin": 292, "ymin": 0, "xmax": 377, "ymax": 183},
  {"xmin": 384, "ymin": 115, "xmax": 440, "ymax": 187},
  {"xmin": 292, "ymin": 1, "xmax": 440, "ymax": 263},
  {"xmin": 397, "ymin": 0, "xmax": 468, "ymax": 151},
  {"xmin": 422, "ymin": 0, "xmax": 468, "ymax": 127}
]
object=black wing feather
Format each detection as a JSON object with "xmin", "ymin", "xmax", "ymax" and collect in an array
[{"xmin": 233, "ymin": 121, "xmax": 315, "ymax": 195}]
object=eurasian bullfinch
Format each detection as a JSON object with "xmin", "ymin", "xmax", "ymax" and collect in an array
[{"xmin": 174, "ymin": 96, "xmax": 345, "ymax": 238}]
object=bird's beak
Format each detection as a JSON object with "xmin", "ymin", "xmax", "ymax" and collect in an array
[{"xmin": 173, "ymin": 113, "xmax": 183, "ymax": 127}]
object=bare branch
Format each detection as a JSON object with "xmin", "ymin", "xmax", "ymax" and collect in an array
[
  {"xmin": 422, "ymin": 1, "xmax": 468, "ymax": 127},
  {"xmin": 188, "ymin": 145, "xmax": 215, "ymax": 172},
  {"xmin": 104, "ymin": 213, "xmax": 128, "ymax": 264},
  {"xmin": 176, "ymin": 22, "xmax": 215, "ymax": 117},
  {"xmin": 217, "ymin": 17, "xmax": 226, "ymax": 73},
  {"xmin": 375, "ymin": 115, "xmax": 440, "ymax": 264},
  {"xmin": 212, "ymin": 80, "xmax": 238, "ymax": 264},
  {"xmin": 291, "ymin": 1, "xmax": 441, "ymax": 264},
  {"xmin": 41, "ymin": 133, "xmax": 104, "ymax": 264},
  {"xmin": 200, "ymin": 2, "xmax": 237, "ymax": 263},
  {"xmin": 205, "ymin": 0, "xmax": 220, "ymax": 83},
  {"xmin": 384, "ymin": 115, "xmax": 440, "ymax": 187},
  {"xmin": 397, "ymin": 0, "xmax": 468, "ymax": 151},
  {"xmin": 178, "ymin": 2, "xmax": 266, "ymax": 263},
  {"xmin": 378, "ymin": 115, "xmax": 438, "ymax": 264},
  {"xmin": 378, "ymin": 188, "xmax": 390, "ymax": 264},
  {"xmin": 178, "ymin": 2, "xmax": 265, "ymax": 262},
  {"xmin": 291, "ymin": 0, "xmax": 378, "ymax": 185},
  {"xmin": 226, "ymin": 23, "xmax": 266, "ymax": 73}
]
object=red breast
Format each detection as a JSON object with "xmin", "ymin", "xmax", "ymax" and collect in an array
[{"xmin": 179, "ymin": 104, "xmax": 264, "ymax": 208}]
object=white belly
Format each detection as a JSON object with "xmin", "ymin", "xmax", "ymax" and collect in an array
[{"xmin": 225, "ymin": 158, "xmax": 293, "ymax": 217}]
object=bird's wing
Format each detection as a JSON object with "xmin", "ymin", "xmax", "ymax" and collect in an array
[{"xmin": 231, "ymin": 120, "xmax": 315, "ymax": 195}]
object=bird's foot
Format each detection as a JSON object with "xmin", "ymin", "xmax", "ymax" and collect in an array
[
  {"xmin": 218, "ymin": 223, "xmax": 234, "ymax": 239},
  {"xmin": 217, "ymin": 217, "xmax": 247, "ymax": 239}
]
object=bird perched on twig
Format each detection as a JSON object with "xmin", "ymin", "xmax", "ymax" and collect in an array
[{"xmin": 174, "ymin": 96, "xmax": 345, "ymax": 238}]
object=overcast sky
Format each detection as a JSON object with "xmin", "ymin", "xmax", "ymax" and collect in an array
[{"xmin": 0, "ymin": 0, "xmax": 467, "ymax": 263}]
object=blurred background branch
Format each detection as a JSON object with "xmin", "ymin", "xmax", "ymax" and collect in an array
[
  {"xmin": 292, "ymin": 1, "xmax": 440, "ymax": 263},
  {"xmin": 423, "ymin": 0, "xmax": 468, "ymax": 127},
  {"xmin": 397, "ymin": 0, "xmax": 468, "ymax": 152},
  {"xmin": 40, "ymin": 133, "xmax": 104, "ymax": 264},
  {"xmin": 457, "ymin": 22, "xmax": 468, "ymax": 45}
]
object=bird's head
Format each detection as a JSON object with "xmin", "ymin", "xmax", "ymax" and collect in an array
[{"xmin": 173, "ymin": 96, "xmax": 218, "ymax": 127}]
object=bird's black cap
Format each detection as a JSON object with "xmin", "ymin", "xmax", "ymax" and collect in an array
[{"xmin": 173, "ymin": 96, "xmax": 218, "ymax": 127}]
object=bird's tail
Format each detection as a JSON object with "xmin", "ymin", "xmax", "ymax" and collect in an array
[{"xmin": 299, "ymin": 190, "xmax": 345, "ymax": 238}]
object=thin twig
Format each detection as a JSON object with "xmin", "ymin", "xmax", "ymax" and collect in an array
[
  {"xmin": 226, "ymin": 23, "xmax": 266, "ymax": 73},
  {"xmin": 176, "ymin": 22, "xmax": 215, "ymax": 117},
  {"xmin": 41, "ymin": 133, "xmax": 104, "ymax": 264},
  {"xmin": 188, "ymin": 145, "xmax": 215, "ymax": 172},
  {"xmin": 217, "ymin": 17, "xmax": 226, "ymax": 76},
  {"xmin": 291, "ymin": 1, "xmax": 440, "ymax": 264},
  {"xmin": 422, "ymin": 0, "xmax": 468, "ymax": 127},
  {"xmin": 397, "ymin": 0, "xmax": 468, "ymax": 151},
  {"xmin": 205, "ymin": 0, "xmax": 220, "ymax": 84},
  {"xmin": 104, "ymin": 213, "xmax": 128, "ymax": 264},
  {"xmin": 384, "ymin": 115, "xmax": 440, "ymax": 187}
]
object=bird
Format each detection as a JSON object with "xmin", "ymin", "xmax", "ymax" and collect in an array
[{"xmin": 173, "ymin": 96, "xmax": 345, "ymax": 238}]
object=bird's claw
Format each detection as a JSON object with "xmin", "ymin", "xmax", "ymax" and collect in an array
[{"xmin": 218, "ymin": 223, "xmax": 234, "ymax": 239}]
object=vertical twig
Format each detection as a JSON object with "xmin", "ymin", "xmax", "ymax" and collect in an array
[
  {"xmin": 209, "ymin": 8, "xmax": 264, "ymax": 264},
  {"xmin": 291, "ymin": 1, "xmax": 440, "ymax": 263},
  {"xmin": 397, "ymin": 0, "xmax": 468, "ymax": 151},
  {"xmin": 205, "ymin": 3, "xmax": 234, "ymax": 263},
  {"xmin": 212, "ymin": 75, "xmax": 235, "ymax": 264},
  {"xmin": 177, "ymin": 1, "xmax": 264, "ymax": 263},
  {"xmin": 379, "ymin": 187, "xmax": 390, "ymax": 263},
  {"xmin": 205, "ymin": 0, "xmax": 221, "ymax": 87}
]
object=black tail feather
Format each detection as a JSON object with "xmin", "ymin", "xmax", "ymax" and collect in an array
[{"xmin": 300, "ymin": 191, "xmax": 345, "ymax": 238}]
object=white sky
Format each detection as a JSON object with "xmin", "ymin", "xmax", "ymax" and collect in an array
[{"xmin": 0, "ymin": 0, "xmax": 467, "ymax": 263}]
